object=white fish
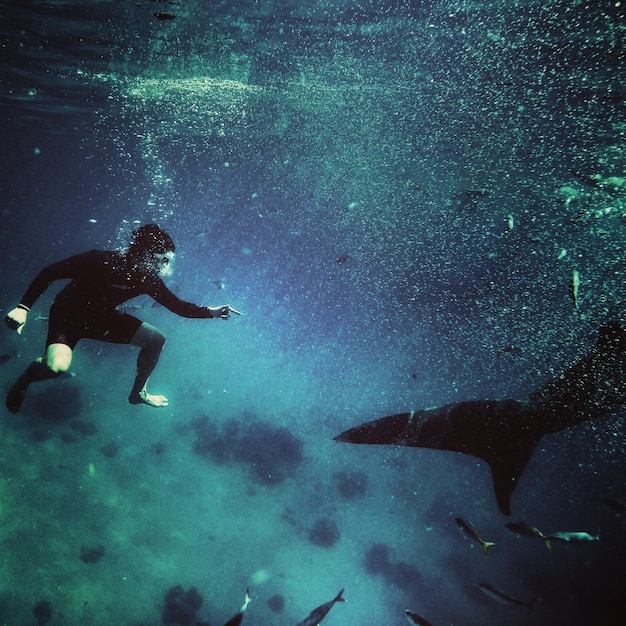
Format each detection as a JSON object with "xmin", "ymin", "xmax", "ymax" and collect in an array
[
  {"xmin": 547, "ymin": 530, "xmax": 599, "ymax": 543},
  {"xmin": 222, "ymin": 588, "xmax": 251, "ymax": 626},
  {"xmin": 506, "ymin": 214, "xmax": 514, "ymax": 231}
]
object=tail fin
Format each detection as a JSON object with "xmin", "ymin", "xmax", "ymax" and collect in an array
[
  {"xmin": 482, "ymin": 541, "xmax": 496, "ymax": 557},
  {"xmin": 335, "ymin": 400, "xmax": 541, "ymax": 516}
]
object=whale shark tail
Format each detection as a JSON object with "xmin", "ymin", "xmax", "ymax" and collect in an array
[
  {"xmin": 336, "ymin": 322, "xmax": 626, "ymax": 515},
  {"xmin": 334, "ymin": 400, "xmax": 542, "ymax": 516}
]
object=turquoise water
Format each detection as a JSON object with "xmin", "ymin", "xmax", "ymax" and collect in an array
[{"xmin": 1, "ymin": 1, "xmax": 625, "ymax": 624}]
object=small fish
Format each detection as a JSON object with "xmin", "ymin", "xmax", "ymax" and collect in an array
[
  {"xmin": 465, "ymin": 188, "xmax": 490, "ymax": 198},
  {"xmin": 153, "ymin": 12, "xmax": 176, "ymax": 19},
  {"xmin": 405, "ymin": 609, "xmax": 434, "ymax": 626},
  {"xmin": 455, "ymin": 517, "xmax": 495, "ymax": 557},
  {"xmin": 570, "ymin": 269, "xmax": 580, "ymax": 309},
  {"xmin": 408, "ymin": 183, "xmax": 431, "ymax": 196},
  {"xmin": 496, "ymin": 345, "xmax": 522, "ymax": 358},
  {"xmin": 295, "ymin": 589, "xmax": 344, "ymax": 626},
  {"xmin": 478, "ymin": 583, "xmax": 536, "ymax": 610},
  {"xmin": 570, "ymin": 170, "xmax": 603, "ymax": 188},
  {"xmin": 335, "ymin": 254, "xmax": 351, "ymax": 264},
  {"xmin": 223, "ymin": 588, "xmax": 251, "ymax": 626},
  {"xmin": 602, "ymin": 496, "xmax": 626, "ymax": 516},
  {"xmin": 505, "ymin": 521, "xmax": 552, "ymax": 551},
  {"xmin": 547, "ymin": 530, "xmax": 599, "ymax": 543},
  {"xmin": 456, "ymin": 189, "xmax": 490, "ymax": 211}
]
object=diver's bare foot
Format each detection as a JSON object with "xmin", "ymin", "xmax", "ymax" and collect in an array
[{"xmin": 129, "ymin": 390, "xmax": 169, "ymax": 407}]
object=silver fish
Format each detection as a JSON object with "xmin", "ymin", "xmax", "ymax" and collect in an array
[
  {"xmin": 405, "ymin": 609, "xmax": 434, "ymax": 625},
  {"xmin": 296, "ymin": 589, "xmax": 344, "ymax": 626},
  {"xmin": 455, "ymin": 518, "xmax": 495, "ymax": 557},
  {"xmin": 223, "ymin": 588, "xmax": 251, "ymax": 626},
  {"xmin": 478, "ymin": 583, "xmax": 536, "ymax": 610},
  {"xmin": 505, "ymin": 521, "xmax": 552, "ymax": 551}
]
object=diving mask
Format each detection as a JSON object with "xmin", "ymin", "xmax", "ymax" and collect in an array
[{"xmin": 153, "ymin": 250, "xmax": 175, "ymax": 277}]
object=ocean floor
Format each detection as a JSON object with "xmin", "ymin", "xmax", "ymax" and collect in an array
[{"xmin": 1, "ymin": 317, "xmax": 624, "ymax": 626}]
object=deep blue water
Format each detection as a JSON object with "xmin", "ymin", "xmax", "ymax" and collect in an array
[{"xmin": 1, "ymin": 1, "xmax": 625, "ymax": 625}]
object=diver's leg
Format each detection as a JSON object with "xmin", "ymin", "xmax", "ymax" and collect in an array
[
  {"xmin": 128, "ymin": 322, "xmax": 168, "ymax": 407},
  {"xmin": 5, "ymin": 343, "xmax": 72, "ymax": 413}
]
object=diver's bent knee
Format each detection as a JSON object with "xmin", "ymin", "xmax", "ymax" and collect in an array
[
  {"xmin": 47, "ymin": 354, "xmax": 72, "ymax": 373},
  {"xmin": 132, "ymin": 323, "xmax": 166, "ymax": 349},
  {"xmin": 48, "ymin": 361, "xmax": 70, "ymax": 374},
  {"xmin": 46, "ymin": 344, "xmax": 72, "ymax": 373},
  {"xmin": 154, "ymin": 330, "xmax": 166, "ymax": 348},
  {"xmin": 147, "ymin": 329, "xmax": 166, "ymax": 351}
]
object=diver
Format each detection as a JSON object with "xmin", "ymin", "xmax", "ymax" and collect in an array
[{"xmin": 4, "ymin": 223, "xmax": 241, "ymax": 412}]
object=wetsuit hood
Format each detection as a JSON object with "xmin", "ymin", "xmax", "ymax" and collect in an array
[{"xmin": 129, "ymin": 224, "xmax": 175, "ymax": 255}]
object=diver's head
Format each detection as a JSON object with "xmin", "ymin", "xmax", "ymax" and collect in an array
[{"xmin": 128, "ymin": 223, "xmax": 176, "ymax": 277}]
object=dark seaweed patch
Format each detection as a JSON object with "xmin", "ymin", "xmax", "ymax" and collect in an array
[
  {"xmin": 364, "ymin": 542, "xmax": 421, "ymax": 591},
  {"xmin": 32, "ymin": 600, "xmax": 52, "ymax": 625},
  {"xmin": 161, "ymin": 585, "xmax": 204, "ymax": 626},
  {"xmin": 190, "ymin": 414, "xmax": 303, "ymax": 484},
  {"xmin": 308, "ymin": 517, "xmax": 341, "ymax": 547},
  {"xmin": 80, "ymin": 544, "xmax": 105, "ymax": 564},
  {"xmin": 364, "ymin": 542, "xmax": 391, "ymax": 575},
  {"xmin": 267, "ymin": 594, "xmax": 285, "ymax": 613}
]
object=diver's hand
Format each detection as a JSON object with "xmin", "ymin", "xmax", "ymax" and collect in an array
[
  {"xmin": 5, "ymin": 306, "xmax": 28, "ymax": 334},
  {"xmin": 209, "ymin": 305, "xmax": 242, "ymax": 319}
]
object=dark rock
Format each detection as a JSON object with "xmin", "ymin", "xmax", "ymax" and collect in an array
[
  {"xmin": 161, "ymin": 585, "xmax": 203, "ymax": 625},
  {"xmin": 364, "ymin": 542, "xmax": 421, "ymax": 591},
  {"xmin": 267, "ymin": 594, "xmax": 285, "ymax": 613},
  {"xmin": 308, "ymin": 518, "xmax": 341, "ymax": 547},
  {"xmin": 33, "ymin": 600, "xmax": 52, "ymax": 625},
  {"xmin": 364, "ymin": 543, "xmax": 390, "ymax": 574},
  {"xmin": 191, "ymin": 414, "xmax": 304, "ymax": 484},
  {"xmin": 80, "ymin": 544, "xmax": 105, "ymax": 564}
]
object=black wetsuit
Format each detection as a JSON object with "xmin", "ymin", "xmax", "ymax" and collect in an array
[{"xmin": 20, "ymin": 249, "xmax": 213, "ymax": 349}]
